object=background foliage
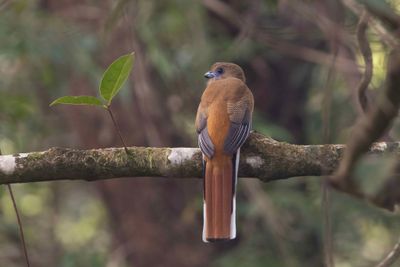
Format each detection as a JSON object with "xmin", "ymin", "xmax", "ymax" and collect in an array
[{"xmin": 0, "ymin": 0, "xmax": 399, "ymax": 266}]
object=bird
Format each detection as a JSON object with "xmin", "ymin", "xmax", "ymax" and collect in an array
[{"xmin": 195, "ymin": 62, "xmax": 254, "ymax": 242}]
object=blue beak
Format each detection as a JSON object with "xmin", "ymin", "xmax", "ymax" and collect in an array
[{"xmin": 204, "ymin": 71, "xmax": 215, "ymax": 79}]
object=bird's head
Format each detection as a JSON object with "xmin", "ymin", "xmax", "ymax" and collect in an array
[{"xmin": 204, "ymin": 62, "xmax": 246, "ymax": 83}]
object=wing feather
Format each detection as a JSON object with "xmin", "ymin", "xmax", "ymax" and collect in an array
[
  {"xmin": 199, "ymin": 127, "xmax": 215, "ymax": 159},
  {"xmin": 223, "ymin": 96, "xmax": 253, "ymax": 155}
]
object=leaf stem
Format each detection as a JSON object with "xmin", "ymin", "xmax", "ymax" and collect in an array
[{"xmin": 105, "ymin": 106, "xmax": 130, "ymax": 155}]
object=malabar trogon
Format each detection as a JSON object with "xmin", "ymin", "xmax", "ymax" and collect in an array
[{"xmin": 195, "ymin": 62, "xmax": 254, "ymax": 242}]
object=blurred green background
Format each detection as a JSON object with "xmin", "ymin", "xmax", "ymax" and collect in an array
[{"xmin": 0, "ymin": 0, "xmax": 399, "ymax": 266}]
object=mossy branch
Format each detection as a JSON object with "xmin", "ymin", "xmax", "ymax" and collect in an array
[
  {"xmin": 1, "ymin": 132, "xmax": 399, "ymax": 209},
  {"xmin": 0, "ymin": 131, "xmax": 396, "ymax": 182}
]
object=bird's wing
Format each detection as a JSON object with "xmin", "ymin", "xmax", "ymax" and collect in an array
[
  {"xmin": 224, "ymin": 91, "xmax": 253, "ymax": 155},
  {"xmin": 196, "ymin": 104, "xmax": 215, "ymax": 159}
]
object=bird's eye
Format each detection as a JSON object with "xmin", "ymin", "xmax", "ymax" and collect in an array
[{"xmin": 216, "ymin": 68, "xmax": 224, "ymax": 74}]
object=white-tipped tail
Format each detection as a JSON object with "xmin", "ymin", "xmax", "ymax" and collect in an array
[{"xmin": 202, "ymin": 149, "xmax": 239, "ymax": 242}]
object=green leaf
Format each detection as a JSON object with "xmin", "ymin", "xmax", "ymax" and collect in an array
[
  {"xmin": 50, "ymin": 96, "xmax": 103, "ymax": 107},
  {"xmin": 100, "ymin": 52, "xmax": 134, "ymax": 104}
]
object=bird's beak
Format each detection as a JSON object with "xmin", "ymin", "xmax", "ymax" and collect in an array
[{"xmin": 204, "ymin": 71, "xmax": 215, "ymax": 79}]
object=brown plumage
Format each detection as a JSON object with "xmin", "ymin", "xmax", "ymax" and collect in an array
[{"xmin": 196, "ymin": 62, "xmax": 254, "ymax": 242}]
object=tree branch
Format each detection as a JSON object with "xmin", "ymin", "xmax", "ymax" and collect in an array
[
  {"xmin": 0, "ymin": 131, "xmax": 396, "ymax": 182},
  {"xmin": 1, "ymin": 132, "xmax": 399, "ymax": 210},
  {"xmin": 356, "ymin": 10, "xmax": 373, "ymax": 113}
]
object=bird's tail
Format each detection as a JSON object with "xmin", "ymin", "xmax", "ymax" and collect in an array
[{"xmin": 202, "ymin": 149, "xmax": 239, "ymax": 242}]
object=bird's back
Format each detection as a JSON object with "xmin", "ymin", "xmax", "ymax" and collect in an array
[{"xmin": 201, "ymin": 78, "xmax": 252, "ymax": 157}]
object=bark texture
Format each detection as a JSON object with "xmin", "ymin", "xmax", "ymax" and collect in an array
[{"xmin": 1, "ymin": 132, "xmax": 397, "ymax": 184}]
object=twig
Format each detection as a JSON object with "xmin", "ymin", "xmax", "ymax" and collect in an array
[
  {"xmin": 375, "ymin": 237, "xmax": 400, "ymax": 267},
  {"xmin": 342, "ymin": 0, "xmax": 399, "ymax": 48},
  {"xmin": 0, "ymin": 0, "xmax": 11, "ymax": 11},
  {"xmin": 371, "ymin": 163, "xmax": 400, "ymax": 212},
  {"xmin": 7, "ymin": 184, "xmax": 31, "ymax": 267},
  {"xmin": 356, "ymin": 10, "xmax": 373, "ymax": 113},
  {"xmin": 331, "ymin": 50, "xmax": 400, "ymax": 198},
  {"xmin": 333, "ymin": 0, "xmax": 400, "ymax": 190},
  {"xmin": 202, "ymin": 0, "xmax": 360, "ymax": 73},
  {"xmin": 0, "ymin": 149, "xmax": 30, "ymax": 267},
  {"xmin": 105, "ymin": 106, "xmax": 130, "ymax": 155},
  {"xmin": 288, "ymin": 0, "xmax": 353, "ymax": 47},
  {"xmin": 357, "ymin": 0, "xmax": 400, "ymax": 32}
]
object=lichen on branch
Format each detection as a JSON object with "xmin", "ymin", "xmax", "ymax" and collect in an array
[{"xmin": 0, "ymin": 131, "xmax": 396, "ymax": 182}]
